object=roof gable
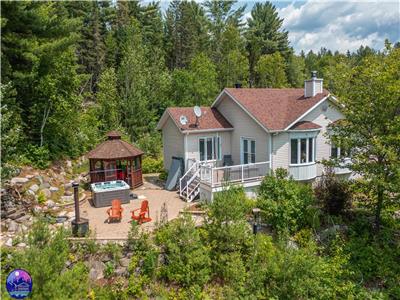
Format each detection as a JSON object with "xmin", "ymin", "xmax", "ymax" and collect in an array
[{"xmin": 213, "ymin": 88, "xmax": 330, "ymax": 131}]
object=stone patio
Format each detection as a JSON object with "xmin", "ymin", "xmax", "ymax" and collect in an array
[{"xmin": 80, "ymin": 175, "xmax": 190, "ymax": 239}]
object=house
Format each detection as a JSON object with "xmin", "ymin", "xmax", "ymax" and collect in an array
[{"xmin": 157, "ymin": 72, "xmax": 351, "ymax": 201}]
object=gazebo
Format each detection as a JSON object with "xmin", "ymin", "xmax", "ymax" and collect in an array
[{"xmin": 87, "ymin": 131, "xmax": 144, "ymax": 188}]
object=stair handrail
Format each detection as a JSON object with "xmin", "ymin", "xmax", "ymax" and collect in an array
[{"xmin": 179, "ymin": 161, "xmax": 199, "ymax": 197}]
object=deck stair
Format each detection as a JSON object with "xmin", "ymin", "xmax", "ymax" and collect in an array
[{"xmin": 179, "ymin": 162, "xmax": 200, "ymax": 202}]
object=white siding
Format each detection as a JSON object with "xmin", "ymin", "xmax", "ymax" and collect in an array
[
  {"xmin": 271, "ymin": 132, "xmax": 289, "ymax": 169},
  {"xmin": 215, "ymin": 94, "xmax": 269, "ymax": 165},
  {"xmin": 301, "ymin": 100, "xmax": 344, "ymax": 176},
  {"xmin": 161, "ymin": 118, "xmax": 184, "ymax": 170},
  {"xmin": 186, "ymin": 131, "xmax": 231, "ymax": 163}
]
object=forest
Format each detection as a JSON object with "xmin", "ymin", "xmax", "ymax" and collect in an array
[
  {"xmin": 2, "ymin": 0, "xmax": 399, "ymax": 174},
  {"xmin": 1, "ymin": 1, "xmax": 400, "ymax": 299}
]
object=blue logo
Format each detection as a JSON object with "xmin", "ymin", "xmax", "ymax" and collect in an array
[{"xmin": 6, "ymin": 269, "xmax": 32, "ymax": 299}]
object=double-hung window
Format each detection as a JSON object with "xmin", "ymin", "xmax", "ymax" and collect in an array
[
  {"xmin": 290, "ymin": 137, "xmax": 315, "ymax": 164},
  {"xmin": 199, "ymin": 136, "xmax": 221, "ymax": 161}
]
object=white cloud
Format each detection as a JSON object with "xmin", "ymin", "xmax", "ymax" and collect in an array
[{"xmin": 277, "ymin": 0, "xmax": 400, "ymax": 53}]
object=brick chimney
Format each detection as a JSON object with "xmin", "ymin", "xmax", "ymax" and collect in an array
[{"xmin": 304, "ymin": 71, "xmax": 323, "ymax": 97}]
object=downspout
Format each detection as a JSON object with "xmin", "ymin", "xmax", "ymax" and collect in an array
[
  {"xmin": 270, "ymin": 133, "xmax": 274, "ymax": 172},
  {"xmin": 183, "ymin": 133, "xmax": 188, "ymax": 171}
]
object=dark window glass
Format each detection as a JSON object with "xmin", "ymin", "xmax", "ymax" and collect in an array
[
  {"xmin": 243, "ymin": 139, "xmax": 248, "ymax": 164},
  {"xmin": 207, "ymin": 138, "xmax": 213, "ymax": 160},
  {"xmin": 300, "ymin": 138, "xmax": 307, "ymax": 163},
  {"xmin": 291, "ymin": 139, "xmax": 298, "ymax": 164},
  {"xmin": 199, "ymin": 139, "xmax": 205, "ymax": 161},
  {"xmin": 308, "ymin": 138, "xmax": 314, "ymax": 162},
  {"xmin": 331, "ymin": 144, "xmax": 338, "ymax": 158},
  {"xmin": 250, "ymin": 140, "xmax": 256, "ymax": 163}
]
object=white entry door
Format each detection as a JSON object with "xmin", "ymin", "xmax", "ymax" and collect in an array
[{"xmin": 241, "ymin": 138, "xmax": 256, "ymax": 164}]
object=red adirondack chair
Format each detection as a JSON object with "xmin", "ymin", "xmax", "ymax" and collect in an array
[
  {"xmin": 131, "ymin": 200, "xmax": 152, "ymax": 224},
  {"xmin": 107, "ymin": 199, "xmax": 124, "ymax": 223}
]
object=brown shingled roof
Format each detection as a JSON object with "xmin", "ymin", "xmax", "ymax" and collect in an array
[
  {"xmin": 167, "ymin": 107, "xmax": 233, "ymax": 131},
  {"xmin": 87, "ymin": 133, "xmax": 144, "ymax": 160},
  {"xmin": 290, "ymin": 121, "xmax": 322, "ymax": 130},
  {"xmin": 223, "ymin": 88, "xmax": 329, "ymax": 131}
]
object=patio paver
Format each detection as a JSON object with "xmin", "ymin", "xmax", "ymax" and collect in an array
[{"xmin": 80, "ymin": 182, "xmax": 189, "ymax": 239}]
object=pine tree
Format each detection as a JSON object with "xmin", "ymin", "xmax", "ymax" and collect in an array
[
  {"xmin": 246, "ymin": 2, "xmax": 290, "ymax": 86},
  {"xmin": 164, "ymin": 0, "xmax": 209, "ymax": 69}
]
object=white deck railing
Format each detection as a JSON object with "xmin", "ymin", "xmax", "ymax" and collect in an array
[{"xmin": 200, "ymin": 161, "xmax": 270, "ymax": 188}]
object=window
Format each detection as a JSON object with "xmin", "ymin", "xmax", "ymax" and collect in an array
[
  {"xmin": 331, "ymin": 143, "xmax": 349, "ymax": 158},
  {"xmin": 199, "ymin": 136, "xmax": 221, "ymax": 161},
  {"xmin": 291, "ymin": 139, "xmax": 298, "ymax": 164},
  {"xmin": 290, "ymin": 137, "xmax": 315, "ymax": 164},
  {"xmin": 242, "ymin": 138, "xmax": 256, "ymax": 164}
]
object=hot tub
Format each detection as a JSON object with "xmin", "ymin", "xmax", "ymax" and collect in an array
[{"xmin": 91, "ymin": 180, "xmax": 130, "ymax": 208}]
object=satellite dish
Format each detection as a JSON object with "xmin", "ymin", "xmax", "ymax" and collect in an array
[
  {"xmin": 179, "ymin": 115, "xmax": 188, "ymax": 125},
  {"xmin": 194, "ymin": 106, "xmax": 202, "ymax": 118}
]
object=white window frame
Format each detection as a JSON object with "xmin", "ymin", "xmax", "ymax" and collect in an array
[
  {"xmin": 290, "ymin": 136, "xmax": 316, "ymax": 166},
  {"xmin": 198, "ymin": 135, "xmax": 221, "ymax": 162},
  {"xmin": 330, "ymin": 143, "xmax": 350, "ymax": 159},
  {"xmin": 240, "ymin": 137, "xmax": 256, "ymax": 164}
]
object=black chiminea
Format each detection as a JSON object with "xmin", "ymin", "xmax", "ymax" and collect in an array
[
  {"xmin": 71, "ymin": 182, "xmax": 89, "ymax": 237},
  {"xmin": 234, "ymin": 82, "xmax": 242, "ymax": 88}
]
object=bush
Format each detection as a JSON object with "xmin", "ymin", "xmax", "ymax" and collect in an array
[
  {"xmin": 245, "ymin": 234, "xmax": 359, "ymax": 299},
  {"xmin": 315, "ymin": 171, "xmax": 352, "ymax": 215},
  {"xmin": 257, "ymin": 168, "xmax": 315, "ymax": 234},
  {"xmin": 5, "ymin": 219, "xmax": 89, "ymax": 299},
  {"xmin": 24, "ymin": 144, "xmax": 51, "ymax": 169},
  {"xmin": 142, "ymin": 156, "xmax": 163, "ymax": 174},
  {"xmin": 156, "ymin": 214, "xmax": 211, "ymax": 288}
]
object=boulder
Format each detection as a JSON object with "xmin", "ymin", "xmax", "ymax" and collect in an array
[
  {"xmin": 40, "ymin": 182, "xmax": 51, "ymax": 189},
  {"xmin": 26, "ymin": 190, "xmax": 36, "ymax": 197},
  {"xmin": 114, "ymin": 267, "xmax": 127, "ymax": 277},
  {"xmin": 17, "ymin": 242, "xmax": 27, "ymax": 248},
  {"xmin": 25, "ymin": 174, "xmax": 35, "ymax": 180},
  {"xmin": 64, "ymin": 190, "xmax": 73, "ymax": 196},
  {"xmin": 66, "ymin": 211, "xmax": 75, "ymax": 219},
  {"xmin": 88, "ymin": 260, "xmax": 105, "ymax": 281},
  {"xmin": 45, "ymin": 200, "xmax": 56, "ymax": 208},
  {"xmin": 7, "ymin": 210, "xmax": 26, "ymax": 220},
  {"xmin": 58, "ymin": 211, "xmax": 67, "ymax": 217},
  {"xmin": 11, "ymin": 177, "xmax": 29, "ymax": 185},
  {"xmin": 119, "ymin": 257, "xmax": 130, "ymax": 268},
  {"xmin": 64, "ymin": 183, "xmax": 72, "ymax": 190},
  {"xmin": 42, "ymin": 189, "xmax": 51, "ymax": 198},
  {"xmin": 61, "ymin": 196, "xmax": 73, "ymax": 203},
  {"xmin": 5, "ymin": 238, "xmax": 13, "ymax": 247},
  {"xmin": 66, "ymin": 160, "xmax": 72, "ymax": 168},
  {"xmin": 49, "ymin": 186, "xmax": 59, "ymax": 193},
  {"xmin": 7, "ymin": 220, "xmax": 18, "ymax": 232},
  {"xmin": 29, "ymin": 184, "xmax": 40, "ymax": 193},
  {"xmin": 33, "ymin": 206, "xmax": 42, "ymax": 213},
  {"xmin": 15, "ymin": 215, "xmax": 30, "ymax": 224}
]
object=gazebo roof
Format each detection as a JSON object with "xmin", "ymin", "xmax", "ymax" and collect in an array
[{"xmin": 87, "ymin": 131, "xmax": 144, "ymax": 160}]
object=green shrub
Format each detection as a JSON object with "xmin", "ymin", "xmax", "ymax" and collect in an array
[
  {"xmin": 37, "ymin": 191, "xmax": 46, "ymax": 204},
  {"xmin": 142, "ymin": 156, "xmax": 163, "ymax": 174},
  {"xmin": 156, "ymin": 214, "xmax": 211, "ymax": 288},
  {"xmin": 159, "ymin": 169, "xmax": 168, "ymax": 181},
  {"xmin": 315, "ymin": 171, "xmax": 352, "ymax": 215},
  {"xmin": 257, "ymin": 168, "xmax": 315, "ymax": 234},
  {"xmin": 6, "ymin": 219, "xmax": 89, "ymax": 299},
  {"xmin": 24, "ymin": 144, "xmax": 51, "ymax": 169},
  {"xmin": 245, "ymin": 234, "xmax": 359, "ymax": 299}
]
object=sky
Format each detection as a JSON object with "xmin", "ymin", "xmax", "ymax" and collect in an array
[{"xmin": 158, "ymin": 0, "xmax": 400, "ymax": 54}]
